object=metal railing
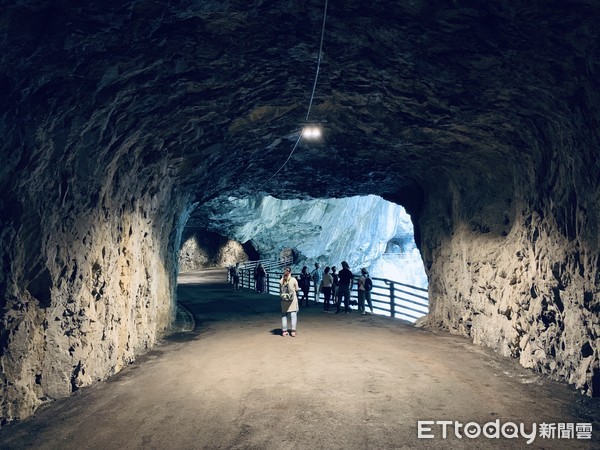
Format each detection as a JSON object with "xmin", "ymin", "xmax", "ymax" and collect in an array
[
  {"xmin": 363, "ymin": 275, "xmax": 428, "ymax": 322},
  {"xmin": 230, "ymin": 263, "xmax": 428, "ymax": 323},
  {"xmin": 237, "ymin": 257, "xmax": 293, "ymax": 274}
]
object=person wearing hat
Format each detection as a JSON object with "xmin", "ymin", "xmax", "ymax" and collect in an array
[{"xmin": 358, "ymin": 267, "xmax": 374, "ymax": 315}]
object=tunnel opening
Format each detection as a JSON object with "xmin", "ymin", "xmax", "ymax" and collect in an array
[
  {"xmin": 180, "ymin": 194, "xmax": 429, "ymax": 321},
  {"xmin": 242, "ymin": 241, "xmax": 260, "ymax": 261},
  {"xmin": 183, "ymin": 195, "xmax": 427, "ymax": 283}
]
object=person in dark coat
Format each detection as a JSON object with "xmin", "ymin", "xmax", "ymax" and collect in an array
[
  {"xmin": 335, "ymin": 261, "xmax": 353, "ymax": 314},
  {"xmin": 298, "ymin": 266, "xmax": 311, "ymax": 307},
  {"xmin": 255, "ymin": 263, "xmax": 266, "ymax": 293}
]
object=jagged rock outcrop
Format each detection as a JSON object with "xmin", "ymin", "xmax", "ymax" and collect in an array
[
  {"xmin": 1, "ymin": 0, "xmax": 598, "ymax": 424},
  {"xmin": 178, "ymin": 229, "xmax": 248, "ymax": 272}
]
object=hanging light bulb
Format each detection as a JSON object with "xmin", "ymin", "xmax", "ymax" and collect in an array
[{"xmin": 302, "ymin": 124, "xmax": 322, "ymax": 140}]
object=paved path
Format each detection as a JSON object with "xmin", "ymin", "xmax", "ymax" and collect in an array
[{"xmin": 0, "ymin": 268, "xmax": 598, "ymax": 449}]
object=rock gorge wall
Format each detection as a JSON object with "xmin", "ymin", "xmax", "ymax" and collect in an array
[
  {"xmin": 0, "ymin": 167, "xmax": 187, "ymax": 424},
  {"xmin": 187, "ymin": 195, "xmax": 427, "ymax": 286},
  {"xmin": 418, "ymin": 121, "xmax": 600, "ymax": 396},
  {"xmin": 0, "ymin": 58, "xmax": 191, "ymax": 422}
]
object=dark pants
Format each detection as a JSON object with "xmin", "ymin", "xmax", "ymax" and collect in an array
[
  {"xmin": 323, "ymin": 287, "xmax": 332, "ymax": 310},
  {"xmin": 256, "ymin": 276, "xmax": 265, "ymax": 293},
  {"xmin": 358, "ymin": 290, "xmax": 373, "ymax": 312},
  {"xmin": 300, "ymin": 287, "xmax": 310, "ymax": 306},
  {"xmin": 336, "ymin": 286, "xmax": 351, "ymax": 313}
]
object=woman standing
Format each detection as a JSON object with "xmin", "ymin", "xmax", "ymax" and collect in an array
[
  {"xmin": 279, "ymin": 267, "xmax": 299, "ymax": 337},
  {"xmin": 330, "ymin": 266, "xmax": 339, "ymax": 307},
  {"xmin": 321, "ymin": 266, "xmax": 334, "ymax": 311}
]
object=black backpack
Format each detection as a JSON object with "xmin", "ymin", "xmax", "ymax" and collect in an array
[{"xmin": 364, "ymin": 277, "xmax": 373, "ymax": 291}]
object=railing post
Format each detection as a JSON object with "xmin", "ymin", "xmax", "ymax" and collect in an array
[
  {"xmin": 266, "ymin": 272, "xmax": 270, "ymax": 294},
  {"xmin": 389, "ymin": 281, "xmax": 395, "ymax": 318}
]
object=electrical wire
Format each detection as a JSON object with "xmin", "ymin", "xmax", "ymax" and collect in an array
[
  {"xmin": 305, "ymin": 0, "xmax": 328, "ymax": 123},
  {"xmin": 261, "ymin": 0, "xmax": 329, "ymax": 188}
]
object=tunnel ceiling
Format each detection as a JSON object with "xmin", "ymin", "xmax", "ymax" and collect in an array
[{"xmin": 3, "ymin": 0, "xmax": 598, "ymax": 210}]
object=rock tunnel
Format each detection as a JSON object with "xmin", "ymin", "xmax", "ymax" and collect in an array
[{"xmin": 1, "ymin": 0, "xmax": 599, "ymax": 424}]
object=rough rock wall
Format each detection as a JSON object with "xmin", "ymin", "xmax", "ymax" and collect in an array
[
  {"xmin": 178, "ymin": 228, "xmax": 248, "ymax": 272},
  {"xmin": 0, "ymin": 172, "xmax": 186, "ymax": 423},
  {"xmin": 419, "ymin": 121, "xmax": 600, "ymax": 396},
  {"xmin": 0, "ymin": 65, "xmax": 191, "ymax": 425}
]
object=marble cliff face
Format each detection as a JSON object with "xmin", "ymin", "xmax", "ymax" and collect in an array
[
  {"xmin": 1, "ymin": 0, "xmax": 598, "ymax": 423},
  {"xmin": 184, "ymin": 195, "xmax": 426, "ymax": 287}
]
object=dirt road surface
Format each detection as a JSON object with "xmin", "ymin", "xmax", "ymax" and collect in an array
[{"xmin": 0, "ymin": 268, "xmax": 598, "ymax": 449}]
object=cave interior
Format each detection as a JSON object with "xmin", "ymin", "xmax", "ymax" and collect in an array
[{"xmin": 0, "ymin": 0, "xmax": 599, "ymax": 424}]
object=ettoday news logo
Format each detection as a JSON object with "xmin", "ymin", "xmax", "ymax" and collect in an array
[{"xmin": 417, "ymin": 420, "xmax": 593, "ymax": 444}]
